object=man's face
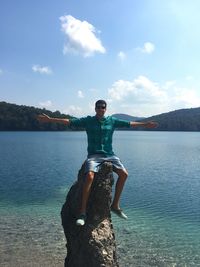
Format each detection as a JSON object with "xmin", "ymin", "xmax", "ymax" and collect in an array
[{"xmin": 95, "ymin": 104, "xmax": 106, "ymax": 117}]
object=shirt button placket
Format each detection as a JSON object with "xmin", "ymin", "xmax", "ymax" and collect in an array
[{"xmin": 101, "ymin": 123, "xmax": 103, "ymax": 143}]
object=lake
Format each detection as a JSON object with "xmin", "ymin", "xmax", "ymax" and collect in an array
[{"xmin": 0, "ymin": 131, "xmax": 200, "ymax": 267}]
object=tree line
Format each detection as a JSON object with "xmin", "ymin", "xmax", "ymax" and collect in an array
[
  {"xmin": 0, "ymin": 102, "xmax": 73, "ymax": 131},
  {"xmin": 1, "ymin": 101, "xmax": 200, "ymax": 131},
  {"xmin": 145, "ymin": 108, "xmax": 200, "ymax": 131}
]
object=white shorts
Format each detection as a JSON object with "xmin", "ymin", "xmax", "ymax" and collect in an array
[{"xmin": 84, "ymin": 154, "xmax": 126, "ymax": 173}]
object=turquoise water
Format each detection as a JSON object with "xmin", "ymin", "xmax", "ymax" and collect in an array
[{"xmin": 0, "ymin": 131, "xmax": 200, "ymax": 267}]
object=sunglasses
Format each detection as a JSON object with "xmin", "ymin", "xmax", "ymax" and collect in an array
[{"xmin": 96, "ymin": 105, "xmax": 106, "ymax": 109}]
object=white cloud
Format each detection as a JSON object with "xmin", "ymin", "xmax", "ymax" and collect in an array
[
  {"xmin": 163, "ymin": 80, "xmax": 176, "ymax": 90},
  {"xmin": 78, "ymin": 90, "xmax": 84, "ymax": 98},
  {"xmin": 0, "ymin": 69, "xmax": 2, "ymax": 75},
  {"xmin": 108, "ymin": 80, "xmax": 135, "ymax": 100},
  {"xmin": 138, "ymin": 42, "xmax": 155, "ymax": 54},
  {"xmin": 59, "ymin": 15, "xmax": 106, "ymax": 57},
  {"xmin": 108, "ymin": 76, "xmax": 166, "ymax": 102},
  {"xmin": 63, "ymin": 105, "xmax": 83, "ymax": 117},
  {"xmin": 171, "ymin": 86, "xmax": 200, "ymax": 108},
  {"xmin": 32, "ymin": 65, "xmax": 52, "ymax": 74},
  {"xmin": 118, "ymin": 51, "xmax": 126, "ymax": 61},
  {"xmin": 185, "ymin": 75, "xmax": 193, "ymax": 81},
  {"xmin": 39, "ymin": 100, "xmax": 53, "ymax": 108},
  {"xmin": 107, "ymin": 75, "xmax": 200, "ymax": 117}
]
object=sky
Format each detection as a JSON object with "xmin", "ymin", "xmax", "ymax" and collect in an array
[{"xmin": 1, "ymin": 0, "xmax": 200, "ymax": 117}]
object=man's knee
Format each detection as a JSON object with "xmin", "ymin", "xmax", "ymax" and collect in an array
[
  {"xmin": 115, "ymin": 168, "xmax": 128, "ymax": 180},
  {"xmin": 122, "ymin": 169, "xmax": 128, "ymax": 179},
  {"xmin": 86, "ymin": 171, "xmax": 95, "ymax": 182}
]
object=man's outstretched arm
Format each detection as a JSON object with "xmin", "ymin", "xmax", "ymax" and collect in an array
[
  {"xmin": 130, "ymin": 121, "xmax": 158, "ymax": 128},
  {"xmin": 37, "ymin": 113, "xmax": 70, "ymax": 126}
]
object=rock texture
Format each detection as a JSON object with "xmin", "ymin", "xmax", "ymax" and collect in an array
[{"xmin": 61, "ymin": 161, "xmax": 119, "ymax": 267}]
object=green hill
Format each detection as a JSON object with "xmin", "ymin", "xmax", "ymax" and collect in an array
[
  {"xmin": 0, "ymin": 101, "xmax": 74, "ymax": 131},
  {"xmin": 143, "ymin": 107, "xmax": 200, "ymax": 131},
  {"xmin": 1, "ymin": 101, "xmax": 200, "ymax": 131},
  {"xmin": 112, "ymin": 113, "xmax": 145, "ymax": 121}
]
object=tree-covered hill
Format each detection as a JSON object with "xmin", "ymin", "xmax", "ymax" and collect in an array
[
  {"xmin": 1, "ymin": 101, "xmax": 200, "ymax": 131},
  {"xmin": 0, "ymin": 101, "xmax": 74, "ymax": 131},
  {"xmin": 112, "ymin": 113, "xmax": 145, "ymax": 121},
  {"xmin": 143, "ymin": 107, "xmax": 200, "ymax": 131}
]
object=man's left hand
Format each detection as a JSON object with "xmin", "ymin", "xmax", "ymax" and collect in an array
[{"xmin": 145, "ymin": 121, "xmax": 158, "ymax": 128}]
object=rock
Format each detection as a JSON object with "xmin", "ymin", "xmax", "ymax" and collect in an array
[{"xmin": 61, "ymin": 161, "xmax": 119, "ymax": 267}]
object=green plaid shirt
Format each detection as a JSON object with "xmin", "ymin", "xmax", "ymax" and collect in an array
[{"xmin": 70, "ymin": 116, "xmax": 130, "ymax": 156}]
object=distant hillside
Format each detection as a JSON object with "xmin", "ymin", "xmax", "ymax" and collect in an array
[
  {"xmin": 143, "ymin": 107, "xmax": 200, "ymax": 131},
  {"xmin": 1, "ymin": 101, "xmax": 200, "ymax": 131},
  {"xmin": 112, "ymin": 113, "xmax": 145, "ymax": 121},
  {"xmin": 0, "ymin": 101, "xmax": 74, "ymax": 131}
]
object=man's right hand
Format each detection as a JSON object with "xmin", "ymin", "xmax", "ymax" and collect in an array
[{"xmin": 37, "ymin": 113, "xmax": 51, "ymax": 123}]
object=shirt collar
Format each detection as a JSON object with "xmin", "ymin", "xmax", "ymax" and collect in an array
[{"xmin": 95, "ymin": 115, "xmax": 106, "ymax": 121}]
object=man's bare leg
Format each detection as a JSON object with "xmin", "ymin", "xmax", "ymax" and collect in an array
[
  {"xmin": 79, "ymin": 171, "xmax": 95, "ymax": 213},
  {"xmin": 111, "ymin": 168, "xmax": 128, "ymax": 219},
  {"xmin": 76, "ymin": 171, "xmax": 95, "ymax": 226}
]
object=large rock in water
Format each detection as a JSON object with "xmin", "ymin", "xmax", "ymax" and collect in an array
[{"xmin": 61, "ymin": 161, "xmax": 119, "ymax": 267}]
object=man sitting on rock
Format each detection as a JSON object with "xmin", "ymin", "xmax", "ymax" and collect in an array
[{"xmin": 38, "ymin": 100, "xmax": 157, "ymax": 226}]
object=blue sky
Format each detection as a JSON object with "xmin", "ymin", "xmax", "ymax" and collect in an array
[{"xmin": 1, "ymin": 0, "xmax": 200, "ymax": 117}]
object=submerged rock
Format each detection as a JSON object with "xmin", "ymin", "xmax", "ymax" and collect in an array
[{"xmin": 61, "ymin": 161, "xmax": 119, "ymax": 267}]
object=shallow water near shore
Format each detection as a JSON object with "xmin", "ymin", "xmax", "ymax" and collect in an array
[{"xmin": 0, "ymin": 131, "xmax": 200, "ymax": 267}]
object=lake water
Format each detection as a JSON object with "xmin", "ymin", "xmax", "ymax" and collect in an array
[{"xmin": 0, "ymin": 131, "xmax": 200, "ymax": 267}]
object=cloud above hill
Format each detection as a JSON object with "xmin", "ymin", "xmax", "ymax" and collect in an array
[
  {"xmin": 39, "ymin": 100, "xmax": 53, "ymax": 108},
  {"xmin": 63, "ymin": 105, "xmax": 83, "ymax": 117},
  {"xmin": 108, "ymin": 76, "xmax": 166, "ymax": 102},
  {"xmin": 107, "ymin": 76, "xmax": 200, "ymax": 116}
]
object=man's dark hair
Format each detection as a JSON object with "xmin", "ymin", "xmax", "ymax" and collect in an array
[{"xmin": 95, "ymin": 100, "xmax": 107, "ymax": 107}]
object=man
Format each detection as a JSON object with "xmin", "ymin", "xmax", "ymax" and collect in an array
[{"xmin": 38, "ymin": 100, "xmax": 157, "ymax": 226}]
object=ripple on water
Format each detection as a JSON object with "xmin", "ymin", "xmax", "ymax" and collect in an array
[{"xmin": 111, "ymin": 206, "xmax": 200, "ymax": 267}]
